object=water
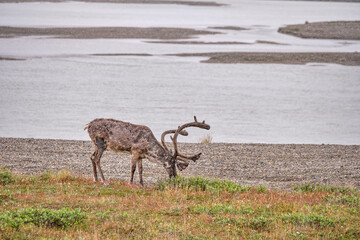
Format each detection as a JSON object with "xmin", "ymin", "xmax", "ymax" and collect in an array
[
  {"xmin": 1, "ymin": 0, "xmax": 360, "ymax": 56},
  {"xmin": 0, "ymin": 0, "xmax": 359, "ymax": 144}
]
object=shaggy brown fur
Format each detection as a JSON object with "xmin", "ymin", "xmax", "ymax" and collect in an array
[{"xmin": 84, "ymin": 117, "xmax": 210, "ymax": 185}]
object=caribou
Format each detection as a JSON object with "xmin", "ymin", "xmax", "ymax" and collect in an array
[{"xmin": 84, "ymin": 116, "xmax": 210, "ymax": 185}]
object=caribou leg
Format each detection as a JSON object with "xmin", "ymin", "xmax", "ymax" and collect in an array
[
  {"xmin": 138, "ymin": 159, "xmax": 143, "ymax": 186},
  {"xmin": 130, "ymin": 151, "xmax": 140, "ymax": 185},
  {"xmin": 94, "ymin": 137, "xmax": 107, "ymax": 185},
  {"xmin": 90, "ymin": 151, "xmax": 98, "ymax": 182}
]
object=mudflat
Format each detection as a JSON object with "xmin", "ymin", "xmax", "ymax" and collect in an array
[
  {"xmin": 278, "ymin": 21, "xmax": 360, "ymax": 40},
  {"xmin": 0, "ymin": 26, "xmax": 218, "ymax": 40},
  {"xmin": 1, "ymin": 22, "xmax": 359, "ymax": 65},
  {"xmin": 1, "ymin": 138, "xmax": 359, "ymax": 190},
  {"xmin": 0, "ymin": 0, "xmax": 224, "ymax": 6},
  {"xmin": 174, "ymin": 52, "xmax": 360, "ymax": 65}
]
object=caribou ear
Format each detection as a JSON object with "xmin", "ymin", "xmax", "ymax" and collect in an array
[
  {"xmin": 176, "ymin": 160, "xmax": 189, "ymax": 171},
  {"xmin": 163, "ymin": 161, "xmax": 171, "ymax": 169}
]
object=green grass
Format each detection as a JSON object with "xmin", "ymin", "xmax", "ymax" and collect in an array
[
  {"xmin": 0, "ymin": 167, "xmax": 359, "ymax": 239},
  {"xmin": 199, "ymin": 134, "xmax": 213, "ymax": 143},
  {"xmin": 281, "ymin": 213, "xmax": 336, "ymax": 228},
  {"xmin": 0, "ymin": 207, "xmax": 87, "ymax": 230},
  {"xmin": 294, "ymin": 183, "xmax": 358, "ymax": 195},
  {"xmin": 0, "ymin": 167, "xmax": 15, "ymax": 185},
  {"xmin": 324, "ymin": 194, "xmax": 360, "ymax": 206},
  {"xmin": 156, "ymin": 175, "xmax": 252, "ymax": 193}
]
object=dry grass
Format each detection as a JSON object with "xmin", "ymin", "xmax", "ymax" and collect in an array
[
  {"xmin": 0, "ymin": 168, "xmax": 359, "ymax": 239},
  {"xmin": 199, "ymin": 134, "xmax": 213, "ymax": 143}
]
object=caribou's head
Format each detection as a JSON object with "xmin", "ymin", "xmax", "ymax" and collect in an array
[
  {"xmin": 163, "ymin": 156, "xmax": 177, "ymax": 178},
  {"xmin": 161, "ymin": 116, "xmax": 211, "ymax": 177}
]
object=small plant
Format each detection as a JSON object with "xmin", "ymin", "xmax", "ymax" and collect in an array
[
  {"xmin": 249, "ymin": 216, "xmax": 271, "ymax": 231},
  {"xmin": 193, "ymin": 204, "xmax": 256, "ymax": 217},
  {"xmin": 0, "ymin": 193, "xmax": 13, "ymax": 205},
  {"xmin": 0, "ymin": 167, "xmax": 15, "ymax": 185},
  {"xmin": 39, "ymin": 171, "xmax": 51, "ymax": 182},
  {"xmin": 160, "ymin": 207, "xmax": 183, "ymax": 216},
  {"xmin": 289, "ymin": 231, "xmax": 306, "ymax": 239},
  {"xmin": 0, "ymin": 207, "xmax": 87, "ymax": 230},
  {"xmin": 294, "ymin": 183, "xmax": 358, "ymax": 195},
  {"xmin": 294, "ymin": 183, "xmax": 317, "ymax": 192},
  {"xmin": 281, "ymin": 213, "xmax": 336, "ymax": 228},
  {"xmin": 94, "ymin": 210, "xmax": 112, "ymax": 222},
  {"xmin": 53, "ymin": 169, "xmax": 76, "ymax": 182},
  {"xmin": 157, "ymin": 176, "xmax": 251, "ymax": 193},
  {"xmin": 215, "ymin": 216, "xmax": 242, "ymax": 227},
  {"xmin": 324, "ymin": 194, "xmax": 360, "ymax": 206},
  {"xmin": 193, "ymin": 204, "xmax": 237, "ymax": 215},
  {"xmin": 216, "ymin": 215, "xmax": 272, "ymax": 231},
  {"xmin": 200, "ymin": 134, "xmax": 212, "ymax": 143},
  {"xmin": 256, "ymin": 185, "xmax": 267, "ymax": 193}
]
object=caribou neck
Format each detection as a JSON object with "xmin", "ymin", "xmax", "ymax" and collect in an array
[{"xmin": 145, "ymin": 140, "xmax": 174, "ymax": 164}]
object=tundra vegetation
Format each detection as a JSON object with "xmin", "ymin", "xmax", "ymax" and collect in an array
[{"xmin": 0, "ymin": 167, "xmax": 359, "ymax": 239}]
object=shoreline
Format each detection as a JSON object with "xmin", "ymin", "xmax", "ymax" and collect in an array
[
  {"xmin": 278, "ymin": 21, "xmax": 360, "ymax": 40},
  {"xmin": 0, "ymin": 26, "xmax": 219, "ymax": 40},
  {"xmin": 1, "ymin": 137, "xmax": 359, "ymax": 190},
  {"xmin": 1, "ymin": 21, "xmax": 359, "ymax": 65},
  {"xmin": 174, "ymin": 52, "xmax": 360, "ymax": 65},
  {"xmin": 2, "ymin": 52, "xmax": 359, "ymax": 66},
  {"xmin": 0, "ymin": 0, "xmax": 225, "ymax": 6},
  {"xmin": 2, "ymin": 21, "xmax": 360, "ymax": 40},
  {"xmin": 0, "ymin": 0, "xmax": 359, "ymax": 3},
  {"xmin": 2, "ymin": 136, "xmax": 359, "ymax": 146}
]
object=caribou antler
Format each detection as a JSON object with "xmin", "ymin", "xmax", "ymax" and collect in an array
[
  {"xmin": 161, "ymin": 128, "xmax": 201, "ymax": 171},
  {"xmin": 171, "ymin": 116, "xmax": 211, "ymax": 160},
  {"xmin": 161, "ymin": 129, "xmax": 188, "ymax": 152}
]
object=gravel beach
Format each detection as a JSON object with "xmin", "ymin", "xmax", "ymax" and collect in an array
[
  {"xmin": 1, "ymin": 22, "xmax": 359, "ymax": 65},
  {"xmin": 0, "ymin": 0, "xmax": 224, "ymax": 6},
  {"xmin": 1, "ymin": 2, "xmax": 359, "ymax": 191},
  {"xmin": 174, "ymin": 52, "xmax": 360, "ymax": 65},
  {"xmin": 1, "ymin": 138, "xmax": 359, "ymax": 190},
  {"xmin": 278, "ymin": 21, "xmax": 360, "ymax": 40},
  {"xmin": 0, "ymin": 26, "xmax": 218, "ymax": 40}
]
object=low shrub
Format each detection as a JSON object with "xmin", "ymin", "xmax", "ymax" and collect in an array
[
  {"xmin": 294, "ymin": 183, "xmax": 358, "ymax": 195},
  {"xmin": 324, "ymin": 194, "xmax": 360, "ymax": 206},
  {"xmin": 51, "ymin": 169, "xmax": 76, "ymax": 182},
  {"xmin": 160, "ymin": 207, "xmax": 184, "ymax": 216},
  {"xmin": 193, "ymin": 204, "xmax": 238, "ymax": 215},
  {"xmin": 281, "ymin": 213, "xmax": 336, "ymax": 228},
  {"xmin": 0, "ymin": 167, "xmax": 15, "ymax": 185},
  {"xmin": 157, "ymin": 176, "xmax": 251, "ymax": 193},
  {"xmin": 215, "ymin": 215, "xmax": 272, "ymax": 231},
  {"xmin": 256, "ymin": 185, "xmax": 267, "ymax": 193},
  {"xmin": 248, "ymin": 216, "xmax": 272, "ymax": 231},
  {"xmin": 0, "ymin": 207, "xmax": 87, "ymax": 230},
  {"xmin": 200, "ymin": 134, "xmax": 213, "ymax": 143}
]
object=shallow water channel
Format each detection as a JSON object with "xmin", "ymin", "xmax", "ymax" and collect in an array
[{"xmin": 0, "ymin": 0, "xmax": 359, "ymax": 144}]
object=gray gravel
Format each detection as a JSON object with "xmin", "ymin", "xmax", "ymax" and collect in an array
[
  {"xmin": 278, "ymin": 21, "xmax": 360, "ymax": 40},
  {"xmin": 1, "ymin": 138, "xmax": 359, "ymax": 190},
  {"xmin": 0, "ymin": 26, "xmax": 218, "ymax": 40},
  {"xmin": 174, "ymin": 52, "xmax": 360, "ymax": 66},
  {"xmin": 0, "ymin": 0, "xmax": 224, "ymax": 6}
]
